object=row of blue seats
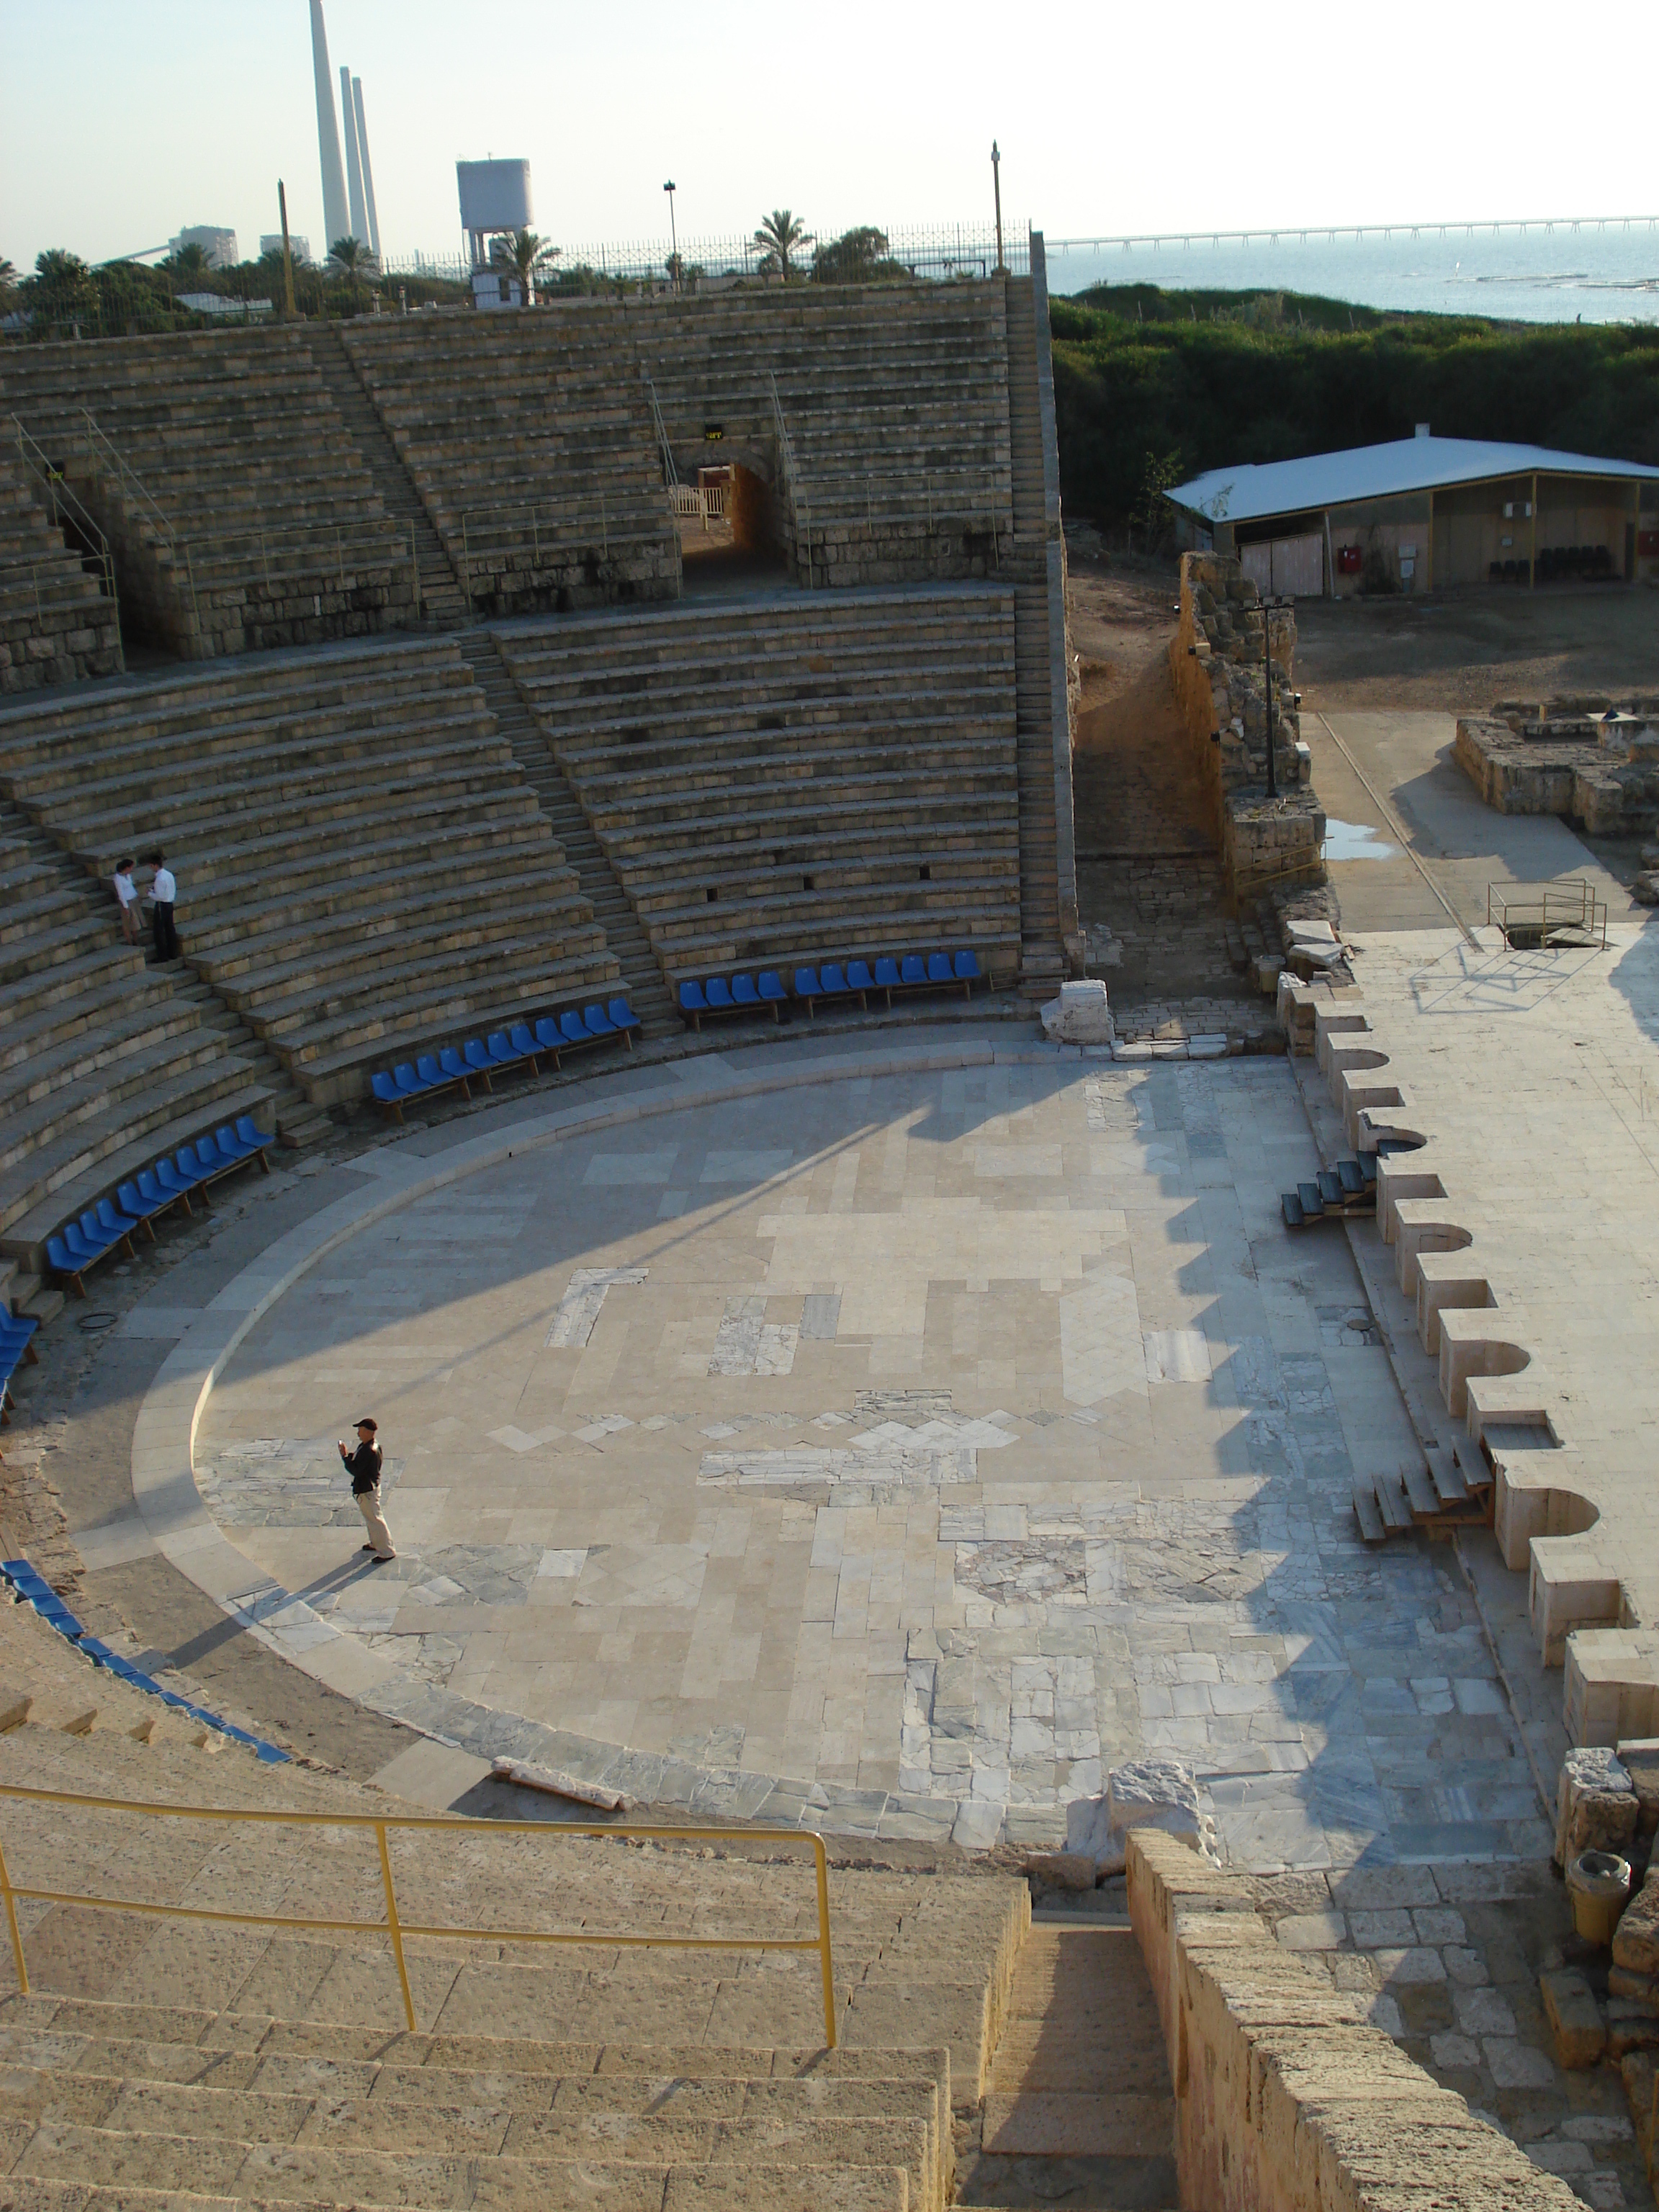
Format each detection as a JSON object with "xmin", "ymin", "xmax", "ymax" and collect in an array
[
  {"xmin": 1, "ymin": 1556, "xmax": 290, "ymax": 1763},
  {"xmin": 678, "ymin": 948, "xmax": 985, "ymax": 1028},
  {"xmin": 372, "ymin": 998, "xmax": 640, "ymax": 1121},
  {"xmin": 46, "ymin": 1115, "xmax": 274, "ymax": 1296},
  {"xmin": 0, "ymin": 1310, "xmax": 40, "ymax": 1434}
]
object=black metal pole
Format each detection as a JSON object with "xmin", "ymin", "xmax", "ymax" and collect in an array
[{"xmin": 1263, "ymin": 598, "xmax": 1278, "ymax": 799}]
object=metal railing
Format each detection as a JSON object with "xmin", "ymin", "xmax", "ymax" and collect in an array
[
  {"xmin": 458, "ymin": 493, "xmax": 654, "ymax": 606},
  {"xmin": 385, "ymin": 223, "xmax": 1030, "ymax": 289},
  {"xmin": 0, "ymin": 1782, "xmax": 838, "ymax": 2046},
  {"xmin": 1486, "ymin": 878, "xmax": 1609, "ymax": 948},
  {"xmin": 767, "ymin": 372, "xmax": 816, "ymax": 585}
]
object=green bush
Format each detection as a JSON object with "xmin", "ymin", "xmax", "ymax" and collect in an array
[{"xmin": 1051, "ymin": 283, "xmax": 1659, "ymax": 531}]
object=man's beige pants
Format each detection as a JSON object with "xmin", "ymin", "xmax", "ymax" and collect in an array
[{"xmin": 356, "ymin": 1487, "xmax": 395, "ymax": 1558}]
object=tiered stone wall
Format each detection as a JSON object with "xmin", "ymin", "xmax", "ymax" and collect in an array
[
  {"xmin": 1455, "ymin": 696, "xmax": 1659, "ymax": 837},
  {"xmin": 1170, "ymin": 552, "xmax": 1326, "ymax": 899},
  {"xmin": 1127, "ymin": 1828, "xmax": 1579, "ymax": 2212}
]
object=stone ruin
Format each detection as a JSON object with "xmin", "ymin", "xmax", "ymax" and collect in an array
[
  {"xmin": 1169, "ymin": 551, "xmax": 1327, "ymax": 900},
  {"xmin": 1455, "ymin": 693, "xmax": 1659, "ymax": 846},
  {"xmin": 1543, "ymin": 1740, "xmax": 1659, "ymax": 2140}
]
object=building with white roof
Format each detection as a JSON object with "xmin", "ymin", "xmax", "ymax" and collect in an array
[{"xmin": 1164, "ymin": 428, "xmax": 1659, "ymax": 597}]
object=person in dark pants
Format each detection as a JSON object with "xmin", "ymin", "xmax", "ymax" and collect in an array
[
  {"xmin": 146, "ymin": 850, "xmax": 179, "ymax": 963},
  {"xmin": 338, "ymin": 1417, "xmax": 395, "ymax": 1560}
]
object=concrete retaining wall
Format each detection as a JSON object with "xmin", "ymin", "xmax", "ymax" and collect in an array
[{"xmin": 1126, "ymin": 1827, "xmax": 1578, "ymax": 2211}]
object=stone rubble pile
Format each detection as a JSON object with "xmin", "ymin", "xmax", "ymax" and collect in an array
[{"xmin": 1063, "ymin": 1757, "xmax": 1220, "ymax": 1877}]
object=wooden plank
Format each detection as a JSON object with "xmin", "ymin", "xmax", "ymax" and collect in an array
[
  {"xmin": 1352, "ymin": 1480, "xmax": 1388, "ymax": 1545},
  {"xmin": 1425, "ymin": 1445, "xmax": 1470, "ymax": 1506},
  {"xmin": 1401, "ymin": 1457, "xmax": 1442, "ymax": 1519},
  {"xmin": 1373, "ymin": 1465, "xmax": 1414, "ymax": 1532}
]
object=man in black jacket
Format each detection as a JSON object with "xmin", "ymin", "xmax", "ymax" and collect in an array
[{"xmin": 339, "ymin": 1418, "xmax": 395, "ymax": 1560}]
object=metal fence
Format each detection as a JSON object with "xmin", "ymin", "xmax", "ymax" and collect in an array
[
  {"xmin": 0, "ymin": 1783, "xmax": 839, "ymax": 2045},
  {"xmin": 385, "ymin": 222, "xmax": 1030, "ymax": 289}
]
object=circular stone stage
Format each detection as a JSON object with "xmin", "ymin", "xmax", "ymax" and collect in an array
[{"xmin": 141, "ymin": 1038, "xmax": 1545, "ymax": 1869}]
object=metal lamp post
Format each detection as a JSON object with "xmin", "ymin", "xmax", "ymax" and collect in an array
[
  {"xmin": 1262, "ymin": 593, "xmax": 1291, "ymax": 799},
  {"xmin": 992, "ymin": 143, "xmax": 1004, "ymax": 274},
  {"xmin": 664, "ymin": 181, "xmax": 678, "ymax": 289}
]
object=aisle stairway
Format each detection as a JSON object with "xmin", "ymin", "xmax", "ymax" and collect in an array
[
  {"xmin": 310, "ymin": 328, "xmax": 469, "ymax": 631},
  {"xmin": 956, "ymin": 1922, "xmax": 1177, "ymax": 2209},
  {"xmin": 457, "ymin": 632, "xmax": 678, "ymax": 1039},
  {"xmin": 0, "ymin": 1593, "xmax": 1035, "ymax": 2211},
  {"xmin": 1003, "ymin": 278, "xmax": 1067, "ymax": 1001}
]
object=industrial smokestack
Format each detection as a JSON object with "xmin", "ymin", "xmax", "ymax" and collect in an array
[
  {"xmin": 341, "ymin": 64, "xmax": 369, "ymax": 248},
  {"xmin": 309, "ymin": 0, "xmax": 349, "ymax": 260},
  {"xmin": 351, "ymin": 78, "xmax": 382, "ymax": 261}
]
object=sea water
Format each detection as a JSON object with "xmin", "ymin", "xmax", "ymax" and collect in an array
[{"xmin": 1046, "ymin": 222, "xmax": 1659, "ymax": 325}]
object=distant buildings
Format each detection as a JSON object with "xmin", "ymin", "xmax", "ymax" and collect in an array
[
  {"xmin": 169, "ymin": 226, "xmax": 238, "ymax": 269},
  {"xmin": 260, "ymin": 234, "xmax": 312, "ymax": 264},
  {"xmin": 310, "ymin": 0, "xmax": 380, "ymax": 258}
]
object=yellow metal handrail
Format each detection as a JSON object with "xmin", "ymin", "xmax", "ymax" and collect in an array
[{"xmin": 0, "ymin": 1783, "xmax": 837, "ymax": 2046}]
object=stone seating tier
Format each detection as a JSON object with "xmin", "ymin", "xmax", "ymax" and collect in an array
[
  {"xmin": 0, "ymin": 452, "xmax": 122, "ymax": 692},
  {"xmin": 500, "ymin": 590, "xmax": 1022, "ymax": 983},
  {"xmin": 0, "ymin": 1592, "xmax": 1031, "ymax": 2211},
  {"xmin": 0, "ymin": 641, "xmax": 619, "ymax": 1108},
  {"xmin": 0, "ymin": 330, "xmax": 413, "ymax": 656}
]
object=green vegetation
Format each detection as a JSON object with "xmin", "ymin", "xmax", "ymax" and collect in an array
[
  {"xmin": 813, "ymin": 226, "xmax": 908, "ymax": 284},
  {"xmin": 4, "ymin": 244, "xmax": 475, "ymax": 339},
  {"xmin": 753, "ymin": 209, "xmax": 814, "ymax": 280},
  {"xmin": 1051, "ymin": 282, "xmax": 1659, "ymax": 535}
]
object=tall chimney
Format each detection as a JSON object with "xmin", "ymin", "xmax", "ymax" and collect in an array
[
  {"xmin": 351, "ymin": 78, "xmax": 382, "ymax": 261},
  {"xmin": 341, "ymin": 64, "xmax": 369, "ymax": 248},
  {"xmin": 309, "ymin": 0, "xmax": 349, "ymax": 259}
]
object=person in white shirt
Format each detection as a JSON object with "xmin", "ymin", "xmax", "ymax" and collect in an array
[
  {"xmin": 112, "ymin": 857, "xmax": 140, "ymax": 945},
  {"xmin": 145, "ymin": 849, "xmax": 179, "ymax": 963}
]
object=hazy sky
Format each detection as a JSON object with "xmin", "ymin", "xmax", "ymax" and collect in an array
[{"xmin": 4, "ymin": 0, "xmax": 1650, "ymax": 273}]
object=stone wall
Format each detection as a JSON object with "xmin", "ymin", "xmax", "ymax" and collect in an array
[
  {"xmin": 1126, "ymin": 1827, "xmax": 1580, "ymax": 2211},
  {"xmin": 1169, "ymin": 552, "xmax": 1326, "ymax": 901},
  {"xmin": 1456, "ymin": 699, "xmax": 1659, "ymax": 838}
]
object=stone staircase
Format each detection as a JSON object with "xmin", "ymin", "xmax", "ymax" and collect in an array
[
  {"xmin": 456, "ymin": 632, "xmax": 678, "ymax": 1039},
  {"xmin": 1003, "ymin": 279, "xmax": 1066, "ymax": 1002},
  {"xmin": 955, "ymin": 1922, "xmax": 1177, "ymax": 2209},
  {"xmin": 0, "ymin": 1592, "xmax": 1041, "ymax": 2212},
  {"xmin": 309, "ymin": 327, "xmax": 469, "ymax": 631}
]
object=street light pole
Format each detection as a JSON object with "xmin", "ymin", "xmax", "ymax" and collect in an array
[
  {"xmin": 1262, "ymin": 593, "xmax": 1290, "ymax": 799},
  {"xmin": 663, "ymin": 181, "xmax": 678, "ymax": 289},
  {"xmin": 991, "ymin": 143, "xmax": 1004, "ymax": 273}
]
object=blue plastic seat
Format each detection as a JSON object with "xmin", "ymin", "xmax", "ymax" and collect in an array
[
  {"xmin": 172, "ymin": 1148, "xmax": 210, "ymax": 1187},
  {"xmin": 153, "ymin": 1157, "xmax": 197, "ymax": 1206},
  {"xmin": 212, "ymin": 1125, "xmax": 249, "ymax": 1163},
  {"xmin": 559, "ymin": 1010, "xmax": 588, "ymax": 1047},
  {"xmin": 793, "ymin": 966, "xmax": 820, "ymax": 1001},
  {"xmin": 462, "ymin": 1038, "xmax": 495, "ymax": 1085},
  {"xmin": 900, "ymin": 954, "xmax": 927, "ymax": 987},
  {"xmin": 509, "ymin": 1021, "xmax": 541, "ymax": 1062},
  {"xmin": 607, "ymin": 998, "xmax": 639, "ymax": 1034},
  {"xmin": 731, "ymin": 974, "xmax": 760, "ymax": 1007},
  {"xmin": 437, "ymin": 1047, "xmax": 472, "ymax": 1092},
  {"xmin": 65, "ymin": 1221, "xmax": 104, "ymax": 1264},
  {"xmin": 393, "ymin": 1062, "xmax": 426, "ymax": 1097},
  {"xmin": 847, "ymin": 959, "xmax": 875, "ymax": 1004},
  {"xmin": 135, "ymin": 1167, "xmax": 175, "ymax": 1215},
  {"xmin": 583, "ymin": 1004, "xmax": 617, "ymax": 1038},
  {"xmin": 46, "ymin": 1233, "xmax": 84, "ymax": 1290},
  {"xmin": 534, "ymin": 1017, "xmax": 565, "ymax": 1056},
  {"xmin": 96, "ymin": 1196, "xmax": 143, "ymax": 1243},
  {"xmin": 873, "ymin": 957, "xmax": 902, "ymax": 1003},
  {"xmin": 372, "ymin": 1071, "xmax": 403, "ymax": 1112},
  {"xmin": 953, "ymin": 948, "xmax": 983, "ymax": 984},
  {"xmin": 926, "ymin": 953, "xmax": 953, "ymax": 984},
  {"xmin": 487, "ymin": 1030, "xmax": 521, "ymax": 1068},
  {"xmin": 416, "ymin": 1053, "xmax": 446, "ymax": 1091},
  {"xmin": 819, "ymin": 962, "xmax": 849, "ymax": 997},
  {"xmin": 758, "ymin": 971, "xmax": 787, "ymax": 1003},
  {"xmin": 680, "ymin": 979, "xmax": 709, "ymax": 1015},
  {"xmin": 120, "ymin": 1178, "xmax": 163, "ymax": 1223},
  {"xmin": 78, "ymin": 1210, "xmax": 119, "ymax": 1254},
  {"xmin": 235, "ymin": 1114, "xmax": 274, "ymax": 1150},
  {"xmin": 705, "ymin": 977, "xmax": 734, "ymax": 1011}
]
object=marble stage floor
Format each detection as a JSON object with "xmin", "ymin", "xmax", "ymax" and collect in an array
[{"xmin": 189, "ymin": 1053, "xmax": 1550, "ymax": 1869}]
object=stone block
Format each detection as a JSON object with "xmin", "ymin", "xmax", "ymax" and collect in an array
[
  {"xmin": 1040, "ymin": 979, "xmax": 1115, "ymax": 1046},
  {"xmin": 1540, "ymin": 1967, "xmax": 1607, "ymax": 2067},
  {"xmin": 1618, "ymin": 1737, "xmax": 1659, "ymax": 1835},
  {"xmin": 1024, "ymin": 1851, "xmax": 1097, "ymax": 1892},
  {"xmin": 1556, "ymin": 1745, "xmax": 1632, "ymax": 1863},
  {"xmin": 1066, "ymin": 1756, "xmax": 1218, "ymax": 1874},
  {"xmin": 1568, "ymin": 1789, "xmax": 1640, "ymax": 1860},
  {"xmin": 1614, "ymin": 1869, "xmax": 1659, "ymax": 1977},
  {"xmin": 1609, "ymin": 1967, "xmax": 1659, "ymax": 2012}
]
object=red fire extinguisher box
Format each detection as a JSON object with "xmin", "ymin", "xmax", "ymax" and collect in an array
[
  {"xmin": 1639, "ymin": 529, "xmax": 1659, "ymax": 557},
  {"xmin": 1336, "ymin": 545, "xmax": 1364, "ymax": 575}
]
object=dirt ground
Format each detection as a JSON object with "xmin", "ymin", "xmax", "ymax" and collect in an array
[{"xmin": 1063, "ymin": 558, "xmax": 1659, "ymax": 1005}]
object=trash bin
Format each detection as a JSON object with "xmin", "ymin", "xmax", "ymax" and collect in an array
[{"xmin": 1566, "ymin": 1850, "xmax": 1632, "ymax": 1946}]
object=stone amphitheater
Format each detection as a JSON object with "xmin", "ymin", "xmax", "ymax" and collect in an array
[{"xmin": 0, "ymin": 244, "xmax": 1649, "ymax": 2209}]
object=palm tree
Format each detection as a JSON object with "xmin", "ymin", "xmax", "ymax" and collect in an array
[
  {"xmin": 162, "ymin": 242, "xmax": 213, "ymax": 286},
  {"xmin": 753, "ymin": 210, "xmax": 813, "ymax": 282},
  {"xmin": 328, "ymin": 235, "xmax": 373, "ymax": 279},
  {"xmin": 502, "ymin": 228, "xmax": 559, "ymax": 300},
  {"xmin": 0, "ymin": 259, "xmax": 17, "ymax": 320}
]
